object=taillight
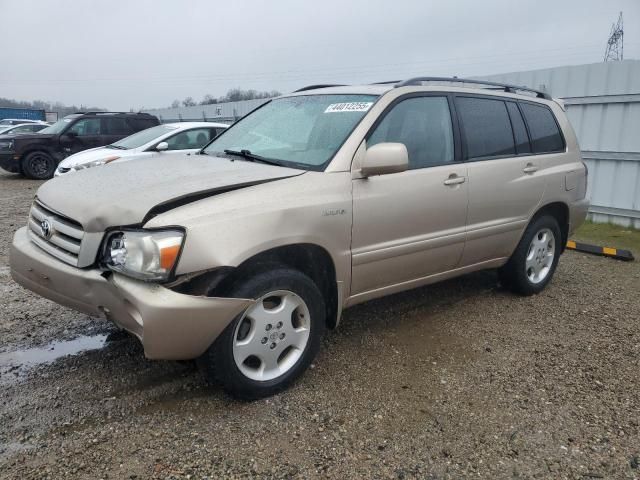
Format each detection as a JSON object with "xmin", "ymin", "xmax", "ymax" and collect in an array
[{"xmin": 581, "ymin": 161, "xmax": 589, "ymax": 198}]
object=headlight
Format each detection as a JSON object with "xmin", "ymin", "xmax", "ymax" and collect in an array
[
  {"xmin": 105, "ymin": 229, "xmax": 184, "ymax": 281},
  {"xmin": 0, "ymin": 140, "xmax": 14, "ymax": 150},
  {"xmin": 75, "ymin": 155, "xmax": 120, "ymax": 171}
]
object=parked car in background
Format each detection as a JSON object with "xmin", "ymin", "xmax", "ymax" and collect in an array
[
  {"xmin": 10, "ymin": 79, "xmax": 589, "ymax": 399},
  {"xmin": 55, "ymin": 122, "xmax": 228, "ymax": 176},
  {"xmin": 0, "ymin": 118, "xmax": 47, "ymax": 126},
  {"xmin": 0, "ymin": 112, "xmax": 159, "ymax": 179},
  {"xmin": 0, "ymin": 122, "xmax": 49, "ymax": 136}
]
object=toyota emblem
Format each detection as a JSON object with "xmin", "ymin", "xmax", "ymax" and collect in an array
[{"xmin": 40, "ymin": 218, "xmax": 52, "ymax": 239}]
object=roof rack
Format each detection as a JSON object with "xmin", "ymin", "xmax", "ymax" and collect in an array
[
  {"xmin": 73, "ymin": 111, "xmax": 154, "ymax": 116},
  {"xmin": 394, "ymin": 77, "xmax": 552, "ymax": 99},
  {"xmin": 293, "ymin": 84, "xmax": 347, "ymax": 93},
  {"xmin": 370, "ymin": 80, "xmax": 401, "ymax": 85}
]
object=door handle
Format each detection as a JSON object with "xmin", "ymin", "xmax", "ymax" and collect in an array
[
  {"xmin": 523, "ymin": 163, "xmax": 538, "ymax": 174},
  {"xmin": 443, "ymin": 174, "xmax": 466, "ymax": 186}
]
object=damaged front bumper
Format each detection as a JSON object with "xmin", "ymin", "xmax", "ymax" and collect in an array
[{"xmin": 10, "ymin": 227, "xmax": 253, "ymax": 360}]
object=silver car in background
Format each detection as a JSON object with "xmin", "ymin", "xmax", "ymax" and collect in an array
[
  {"xmin": 0, "ymin": 122, "xmax": 49, "ymax": 135},
  {"xmin": 55, "ymin": 122, "xmax": 228, "ymax": 175}
]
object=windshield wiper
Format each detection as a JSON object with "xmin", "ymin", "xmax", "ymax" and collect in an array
[
  {"xmin": 106, "ymin": 144, "xmax": 126, "ymax": 150},
  {"xmin": 223, "ymin": 149, "xmax": 282, "ymax": 167}
]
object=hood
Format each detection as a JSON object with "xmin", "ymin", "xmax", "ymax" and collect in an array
[
  {"xmin": 37, "ymin": 153, "xmax": 304, "ymax": 232},
  {"xmin": 57, "ymin": 146, "xmax": 118, "ymax": 168},
  {"xmin": 10, "ymin": 133, "xmax": 55, "ymax": 143}
]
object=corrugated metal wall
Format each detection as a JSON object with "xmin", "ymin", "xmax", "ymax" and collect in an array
[
  {"xmin": 0, "ymin": 107, "xmax": 46, "ymax": 121},
  {"xmin": 477, "ymin": 60, "xmax": 640, "ymax": 228}
]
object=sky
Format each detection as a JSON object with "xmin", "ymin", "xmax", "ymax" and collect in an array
[{"xmin": 1, "ymin": 0, "xmax": 638, "ymax": 111}]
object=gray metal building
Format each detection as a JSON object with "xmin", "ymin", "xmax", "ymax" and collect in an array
[
  {"xmin": 143, "ymin": 98, "xmax": 269, "ymax": 124},
  {"xmin": 477, "ymin": 60, "xmax": 640, "ymax": 228},
  {"xmin": 145, "ymin": 60, "xmax": 640, "ymax": 228}
]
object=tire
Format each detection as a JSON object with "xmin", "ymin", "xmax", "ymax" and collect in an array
[
  {"xmin": 499, "ymin": 215, "xmax": 562, "ymax": 296},
  {"xmin": 200, "ymin": 267, "xmax": 326, "ymax": 400},
  {"xmin": 21, "ymin": 151, "xmax": 56, "ymax": 180}
]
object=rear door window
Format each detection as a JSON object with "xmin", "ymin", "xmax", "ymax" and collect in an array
[
  {"xmin": 519, "ymin": 102, "xmax": 564, "ymax": 153},
  {"xmin": 103, "ymin": 117, "xmax": 131, "ymax": 135},
  {"xmin": 456, "ymin": 96, "xmax": 515, "ymax": 160}
]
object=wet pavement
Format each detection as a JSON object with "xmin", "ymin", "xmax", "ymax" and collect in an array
[{"xmin": 0, "ymin": 334, "xmax": 107, "ymax": 384}]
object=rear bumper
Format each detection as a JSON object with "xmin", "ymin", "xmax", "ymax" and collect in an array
[
  {"xmin": 568, "ymin": 197, "xmax": 590, "ymax": 236},
  {"xmin": 0, "ymin": 153, "xmax": 20, "ymax": 173},
  {"xmin": 10, "ymin": 227, "xmax": 253, "ymax": 360}
]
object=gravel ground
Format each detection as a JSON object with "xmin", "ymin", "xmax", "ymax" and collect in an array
[{"xmin": 0, "ymin": 170, "xmax": 639, "ymax": 479}]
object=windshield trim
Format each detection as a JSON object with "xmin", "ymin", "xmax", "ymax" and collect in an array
[{"xmin": 201, "ymin": 94, "xmax": 381, "ymax": 172}]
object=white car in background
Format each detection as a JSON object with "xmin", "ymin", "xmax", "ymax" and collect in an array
[
  {"xmin": 55, "ymin": 122, "xmax": 228, "ymax": 176},
  {"xmin": 0, "ymin": 122, "xmax": 50, "ymax": 135}
]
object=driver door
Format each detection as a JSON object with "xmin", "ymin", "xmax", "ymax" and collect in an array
[
  {"xmin": 350, "ymin": 95, "xmax": 469, "ymax": 298},
  {"xmin": 61, "ymin": 117, "xmax": 104, "ymax": 156}
]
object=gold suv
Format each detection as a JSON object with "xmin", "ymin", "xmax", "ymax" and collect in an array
[{"xmin": 10, "ymin": 78, "xmax": 589, "ymax": 399}]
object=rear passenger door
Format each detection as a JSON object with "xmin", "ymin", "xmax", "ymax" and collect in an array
[
  {"xmin": 351, "ymin": 95, "xmax": 468, "ymax": 297},
  {"xmin": 456, "ymin": 96, "xmax": 554, "ymax": 265}
]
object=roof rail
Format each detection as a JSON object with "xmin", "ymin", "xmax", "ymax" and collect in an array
[
  {"xmin": 370, "ymin": 80, "xmax": 401, "ymax": 85},
  {"xmin": 74, "ymin": 111, "xmax": 153, "ymax": 116},
  {"xmin": 293, "ymin": 84, "xmax": 347, "ymax": 93},
  {"xmin": 394, "ymin": 77, "xmax": 552, "ymax": 99}
]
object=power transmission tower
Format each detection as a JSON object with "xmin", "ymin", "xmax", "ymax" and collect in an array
[{"xmin": 604, "ymin": 12, "xmax": 624, "ymax": 62}]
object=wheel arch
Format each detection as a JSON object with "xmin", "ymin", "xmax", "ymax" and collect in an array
[
  {"xmin": 175, "ymin": 243, "xmax": 341, "ymax": 329},
  {"xmin": 531, "ymin": 201, "xmax": 570, "ymax": 252}
]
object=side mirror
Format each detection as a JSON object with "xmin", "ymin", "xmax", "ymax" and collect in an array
[
  {"xmin": 361, "ymin": 142, "xmax": 408, "ymax": 177},
  {"xmin": 65, "ymin": 131, "xmax": 78, "ymax": 137},
  {"xmin": 155, "ymin": 141, "xmax": 169, "ymax": 152}
]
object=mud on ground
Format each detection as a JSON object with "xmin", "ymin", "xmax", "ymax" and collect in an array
[{"xmin": 0, "ymin": 171, "xmax": 639, "ymax": 479}]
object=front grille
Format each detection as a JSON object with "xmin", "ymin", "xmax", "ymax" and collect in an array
[{"xmin": 28, "ymin": 200, "xmax": 84, "ymax": 266}]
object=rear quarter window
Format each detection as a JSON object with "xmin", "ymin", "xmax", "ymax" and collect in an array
[{"xmin": 519, "ymin": 102, "xmax": 564, "ymax": 153}]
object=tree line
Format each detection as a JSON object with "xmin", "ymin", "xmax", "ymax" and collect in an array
[
  {"xmin": 0, "ymin": 88, "xmax": 282, "ymax": 116},
  {"xmin": 171, "ymin": 88, "xmax": 281, "ymax": 108}
]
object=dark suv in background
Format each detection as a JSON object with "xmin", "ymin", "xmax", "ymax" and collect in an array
[{"xmin": 0, "ymin": 112, "xmax": 159, "ymax": 179}]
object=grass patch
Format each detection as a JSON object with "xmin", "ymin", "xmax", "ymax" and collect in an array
[{"xmin": 572, "ymin": 221, "xmax": 640, "ymax": 253}]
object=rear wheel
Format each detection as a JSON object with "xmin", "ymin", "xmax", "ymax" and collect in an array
[
  {"xmin": 499, "ymin": 215, "xmax": 561, "ymax": 295},
  {"xmin": 200, "ymin": 267, "xmax": 325, "ymax": 400},
  {"xmin": 22, "ymin": 151, "xmax": 56, "ymax": 179}
]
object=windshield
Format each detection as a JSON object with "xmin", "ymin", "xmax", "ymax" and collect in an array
[
  {"xmin": 39, "ymin": 117, "xmax": 75, "ymax": 134},
  {"xmin": 203, "ymin": 94, "xmax": 378, "ymax": 170},
  {"xmin": 111, "ymin": 124, "xmax": 178, "ymax": 150}
]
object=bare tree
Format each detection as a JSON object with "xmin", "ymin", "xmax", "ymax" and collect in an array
[
  {"xmin": 182, "ymin": 97, "xmax": 196, "ymax": 107},
  {"xmin": 170, "ymin": 99, "xmax": 180, "ymax": 108},
  {"xmin": 200, "ymin": 94, "xmax": 218, "ymax": 105}
]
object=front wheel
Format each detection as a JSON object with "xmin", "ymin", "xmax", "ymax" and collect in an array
[
  {"xmin": 499, "ymin": 215, "xmax": 562, "ymax": 296},
  {"xmin": 200, "ymin": 267, "xmax": 325, "ymax": 400},
  {"xmin": 22, "ymin": 151, "xmax": 56, "ymax": 179}
]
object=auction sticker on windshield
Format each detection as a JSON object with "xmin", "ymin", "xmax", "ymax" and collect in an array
[{"xmin": 324, "ymin": 102, "xmax": 373, "ymax": 113}]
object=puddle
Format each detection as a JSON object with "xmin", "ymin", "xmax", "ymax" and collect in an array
[{"xmin": 0, "ymin": 334, "xmax": 107, "ymax": 383}]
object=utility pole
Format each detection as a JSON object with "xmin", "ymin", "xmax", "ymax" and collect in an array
[{"xmin": 604, "ymin": 12, "xmax": 624, "ymax": 62}]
